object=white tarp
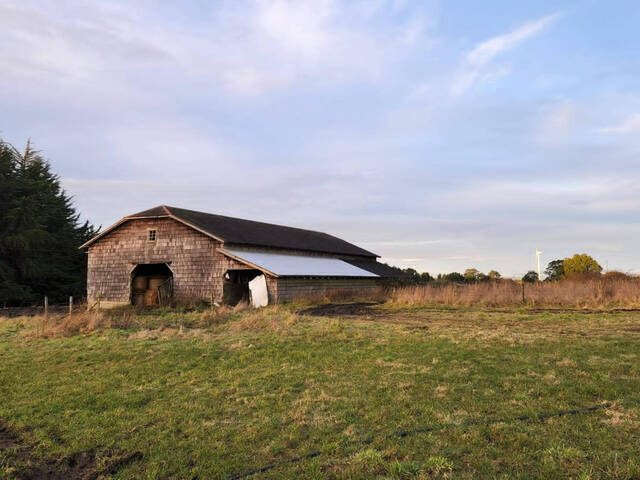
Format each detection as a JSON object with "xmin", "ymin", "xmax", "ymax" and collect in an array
[
  {"xmin": 223, "ymin": 248, "xmax": 378, "ymax": 277},
  {"xmin": 248, "ymin": 274, "xmax": 269, "ymax": 307}
]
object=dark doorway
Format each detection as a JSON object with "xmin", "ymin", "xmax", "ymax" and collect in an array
[
  {"xmin": 131, "ymin": 263, "xmax": 173, "ymax": 306},
  {"xmin": 223, "ymin": 269, "xmax": 262, "ymax": 306}
]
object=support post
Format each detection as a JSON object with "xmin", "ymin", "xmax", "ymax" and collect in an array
[
  {"xmin": 44, "ymin": 296, "xmax": 48, "ymax": 320},
  {"xmin": 69, "ymin": 296, "xmax": 73, "ymax": 318},
  {"xmin": 521, "ymin": 283, "xmax": 525, "ymax": 304}
]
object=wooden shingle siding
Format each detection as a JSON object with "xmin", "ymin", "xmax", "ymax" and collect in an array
[
  {"xmin": 86, "ymin": 216, "xmax": 381, "ymax": 306},
  {"xmin": 87, "ymin": 218, "xmax": 253, "ymax": 305},
  {"xmin": 273, "ymin": 278, "xmax": 379, "ymax": 303}
]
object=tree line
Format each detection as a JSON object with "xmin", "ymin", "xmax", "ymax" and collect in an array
[
  {"xmin": 390, "ymin": 253, "xmax": 611, "ymax": 287},
  {"xmin": 0, "ymin": 139, "xmax": 96, "ymax": 306}
]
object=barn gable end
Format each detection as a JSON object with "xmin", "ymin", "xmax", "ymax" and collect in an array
[{"xmin": 87, "ymin": 217, "xmax": 256, "ymax": 307}]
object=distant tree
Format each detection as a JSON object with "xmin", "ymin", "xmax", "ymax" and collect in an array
[
  {"xmin": 464, "ymin": 268, "xmax": 480, "ymax": 282},
  {"xmin": 0, "ymin": 139, "xmax": 96, "ymax": 306},
  {"xmin": 419, "ymin": 272, "xmax": 432, "ymax": 283},
  {"xmin": 439, "ymin": 272, "xmax": 465, "ymax": 283},
  {"xmin": 383, "ymin": 267, "xmax": 433, "ymax": 287},
  {"xmin": 544, "ymin": 259, "xmax": 565, "ymax": 281},
  {"xmin": 487, "ymin": 270, "xmax": 501, "ymax": 280},
  {"xmin": 522, "ymin": 271, "xmax": 539, "ymax": 283},
  {"xmin": 563, "ymin": 254, "xmax": 602, "ymax": 276},
  {"xmin": 403, "ymin": 268, "xmax": 420, "ymax": 278}
]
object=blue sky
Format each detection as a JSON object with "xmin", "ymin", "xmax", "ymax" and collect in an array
[{"xmin": 2, "ymin": 0, "xmax": 640, "ymax": 277}]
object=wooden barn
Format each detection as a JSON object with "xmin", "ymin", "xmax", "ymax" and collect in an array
[{"xmin": 80, "ymin": 206, "xmax": 399, "ymax": 307}]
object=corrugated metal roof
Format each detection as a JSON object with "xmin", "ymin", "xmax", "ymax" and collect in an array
[{"xmin": 221, "ymin": 248, "xmax": 379, "ymax": 277}]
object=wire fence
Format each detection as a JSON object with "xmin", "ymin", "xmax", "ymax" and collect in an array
[
  {"xmin": 226, "ymin": 402, "xmax": 616, "ymax": 480},
  {"xmin": 0, "ymin": 297, "xmax": 98, "ymax": 320}
]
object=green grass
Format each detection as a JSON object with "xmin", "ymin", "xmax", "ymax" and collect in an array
[{"xmin": 1, "ymin": 305, "xmax": 640, "ymax": 479}]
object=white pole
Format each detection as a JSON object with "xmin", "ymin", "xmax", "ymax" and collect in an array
[{"xmin": 536, "ymin": 250, "xmax": 542, "ymax": 281}]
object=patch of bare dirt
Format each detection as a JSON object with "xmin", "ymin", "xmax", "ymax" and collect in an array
[
  {"xmin": 0, "ymin": 420, "xmax": 142, "ymax": 480},
  {"xmin": 0, "ymin": 421, "xmax": 20, "ymax": 449},
  {"xmin": 298, "ymin": 302, "xmax": 383, "ymax": 317}
]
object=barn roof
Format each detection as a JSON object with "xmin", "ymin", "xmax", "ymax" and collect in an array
[
  {"xmin": 81, "ymin": 205, "xmax": 378, "ymax": 258},
  {"xmin": 220, "ymin": 248, "xmax": 378, "ymax": 277}
]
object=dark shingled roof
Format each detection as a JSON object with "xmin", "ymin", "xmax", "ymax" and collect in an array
[
  {"xmin": 122, "ymin": 205, "xmax": 378, "ymax": 258},
  {"xmin": 342, "ymin": 259, "xmax": 406, "ymax": 278}
]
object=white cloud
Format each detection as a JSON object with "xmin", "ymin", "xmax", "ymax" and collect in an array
[
  {"xmin": 466, "ymin": 13, "xmax": 561, "ymax": 67},
  {"xmin": 596, "ymin": 113, "xmax": 640, "ymax": 135},
  {"xmin": 0, "ymin": 0, "xmax": 430, "ymax": 99},
  {"xmin": 359, "ymin": 240, "xmax": 444, "ymax": 247},
  {"xmin": 536, "ymin": 99, "xmax": 579, "ymax": 145},
  {"xmin": 452, "ymin": 12, "xmax": 561, "ymax": 95},
  {"xmin": 255, "ymin": 0, "xmax": 334, "ymax": 57}
]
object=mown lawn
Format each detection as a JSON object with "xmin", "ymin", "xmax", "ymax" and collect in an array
[{"xmin": 1, "ymin": 305, "xmax": 639, "ymax": 479}]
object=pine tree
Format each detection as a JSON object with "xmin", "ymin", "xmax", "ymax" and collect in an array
[{"xmin": 0, "ymin": 139, "xmax": 96, "ymax": 306}]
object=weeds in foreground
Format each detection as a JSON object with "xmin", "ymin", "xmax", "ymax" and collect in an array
[
  {"xmin": 12, "ymin": 302, "xmax": 304, "ymax": 338},
  {"xmin": 20, "ymin": 310, "xmax": 109, "ymax": 338},
  {"xmin": 347, "ymin": 449, "xmax": 453, "ymax": 479}
]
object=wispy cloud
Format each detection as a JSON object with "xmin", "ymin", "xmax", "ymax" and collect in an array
[
  {"xmin": 359, "ymin": 240, "xmax": 444, "ymax": 247},
  {"xmin": 535, "ymin": 99, "xmax": 579, "ymax": 145},
  {"xmin": 0, "ymin": 0, "xmax": 429, "ymax": 98},
  {"xmin": 452, "ymin": 12, "xmax": 561, "ymax": 95},
  {"xmin": 4, "ymin": 1, "xmax": 640, "ymax": 277},
  {"xmin": 254, "ymin": 0, "xmax": 334, "ymax": 57},
  {"xmin": 596, "ymin": 113, "xmax": 640, "ymax": 135}
]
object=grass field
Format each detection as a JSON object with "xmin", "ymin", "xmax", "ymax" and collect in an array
[{"xmin": 1, "ymin": 303, "xmax": 639, "ymax": 479}]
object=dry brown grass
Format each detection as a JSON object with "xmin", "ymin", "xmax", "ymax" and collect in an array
[
  {"xmin": 21, "ymin": 310, "xmax": 110, "ymax": 338},
  {"xmin": 226, "ymin": 305, "xmax": 300, "ymax": 332},
  {"xmin": 389, "ymin": 277, "xmax": 640, "ymax": 309}
]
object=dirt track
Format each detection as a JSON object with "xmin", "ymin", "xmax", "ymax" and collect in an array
[
  {"xmin": 298, "ymin": 302, "xmax": 382, "ymax": 317},
  {"xmin": 1, "ymin": 420, "xmax": 141, "ymax": 480}
]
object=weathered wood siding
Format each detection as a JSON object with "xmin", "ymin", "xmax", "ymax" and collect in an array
[
  {"xmin": 272, "ymin": 278, "xmax": 380, "ymax": 303},
  {"xmin": 87, "ymin": 218, "xmax": 378, "ymax": 306},
  {"xmin": 87, "ymin": 218, "xmax": 252, "ymax": 305}
]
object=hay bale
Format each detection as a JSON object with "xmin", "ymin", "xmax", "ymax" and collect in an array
[
  {"xmin": 133, "ymin": 276, "xmax": 148, "ymax": 291},
  {"xmin": 144, "ymin": 289, "xmax": 158, "ymax": 306},
  {"xmin": 133, "ymin": 292, "xmax": 145, "ymax": 307},
  {"xmin": 148, "ymin": 276, "xmax": 166, "ymax": 290}
]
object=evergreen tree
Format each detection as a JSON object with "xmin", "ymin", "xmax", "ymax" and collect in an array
[
  {"xmin": 0, "ymin": 139, "xmax": 96, "ymax": 306},
  {"xmin": 544, "ymin": 259, "xmax": 565, "ymax": 281}
]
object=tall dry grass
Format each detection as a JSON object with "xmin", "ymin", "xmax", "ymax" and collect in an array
[
  {"xmin": 21, "ymin": 310, "xmax": 111, "ymax": 338},
  {"xmin": 389, "ymin": 277, "xmax": 640, "ymax": 309}
]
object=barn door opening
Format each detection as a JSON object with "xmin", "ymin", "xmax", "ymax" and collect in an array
[
  {"xmin": 131, "ymin": 263, "xmax": 173, "ymax": 306},
  {"xmin": 223, "ymin": 269, "xmax": 263, "ymax": 306}
]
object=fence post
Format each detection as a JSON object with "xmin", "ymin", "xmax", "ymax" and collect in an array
[
  {"xmin": 521, "ymin": 283, "xmax": 525, "ymax": 303},
  {"xmin": 69, "ymin": 296, "xmax": 73, "ymax": 318},
  {"xmin": 44, "ymin": 296, "xmax": 48, "ymax": 320}
]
